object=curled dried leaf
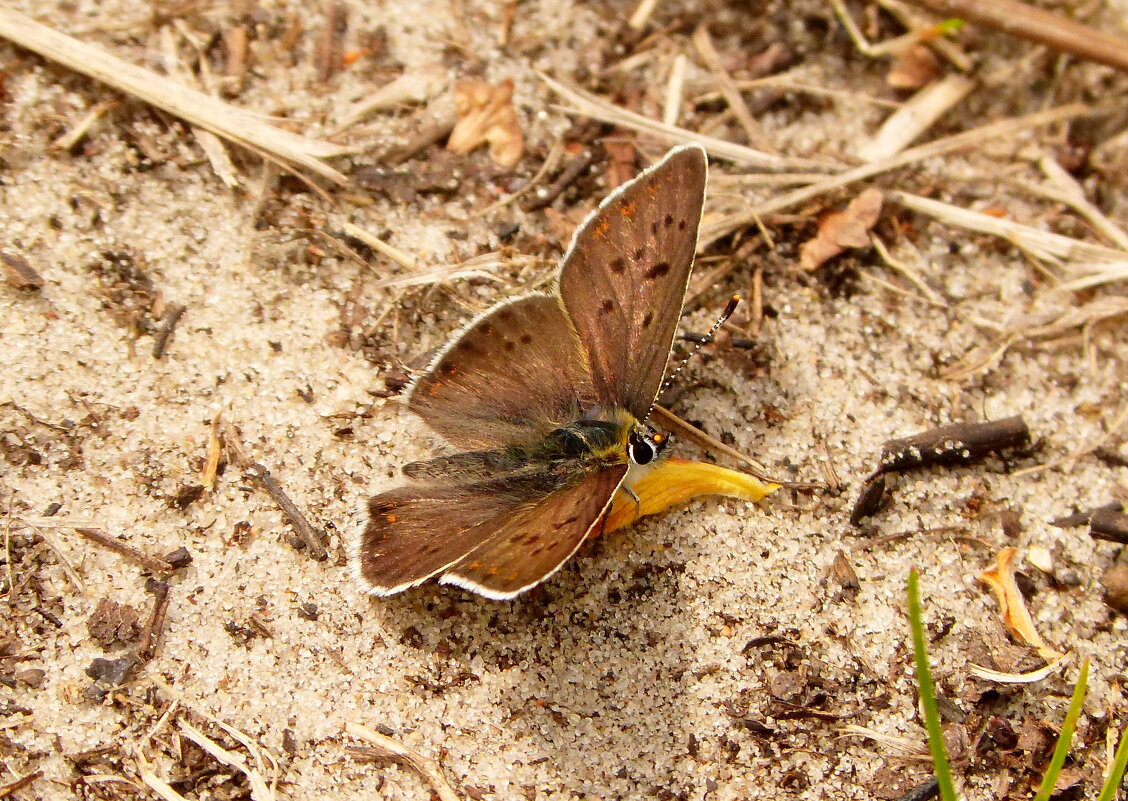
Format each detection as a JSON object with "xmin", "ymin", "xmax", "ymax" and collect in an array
[
  {"xmin": 798, "ymin": 188, "xmax": 883, "ymax": 271},
  {"xmin": 978, "ymin": 547, "xmax": 1064, "ymax": 662},
  {"xmin": 448, "ymin": 78, "xmax": 524, "ymax": 167}
]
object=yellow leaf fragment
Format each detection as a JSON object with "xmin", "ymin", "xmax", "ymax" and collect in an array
[
  {"xmin": 602, "ymin": 457, "xmax": 779, "ymax": 534},
  {"xmin": 447, "ymin": 78, "xmax": 524, "ymax": 167},
  {"xmin": 978, "ymin": 547, "xmax": 1064, "ymax": 663}
]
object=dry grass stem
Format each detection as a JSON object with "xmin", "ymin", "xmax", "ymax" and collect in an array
[
  {"xmin": 540, "ymin": 74, "xmax": 837, "ymax": 172},
  {"xmin": 711, "ymin": 75, "xmax": 903, "ymax": 109},
  {"xmin": 475, "ymin": 137, "xmax": 566, "ymax": 216},
  {"xmin": 870, "ymin": 235, "xmax": 946, "ymax": 305},
  {"xmin": 369, "ymin": 252, "xmax": 529, "ymax": 290},
  {"xmin": 341, "ymin": 223, "xmax": 421, "ymax": 271},
  {"xmin": 1014, "ymin": 401, "xmax": 1128, "ymax": 477},
  {"xmin": 968, "ymin": 654, "xmax": 1072, "ymax": 683},
  {"xmin": 33, "ymin": 528, "xmax": 87, "ymax": 595},
  {"xmin": 628, "ymin": 0, "xmax": 661, "ymax": 30},
  {"xmin": 904, "ymin": 0, "xmax": 1128, "ymax": 73},
  {"xmin": 0, "ymin": 7, "xmax": 351, "ymax": 184},
  {"xmin": 692, "ymin": 25, "xmax": 774, "ymax": 152},
  {"xmin": 663, "ymin": 53, "xmax": 688, "ymax": 128},
  {"xmin": 50, "ymin": 98, "xmax": 118, "ymax": 151},
  {"xmin": 839, "ymin": 725, "xmax": 932, "ymax": 759},
  {"xmin": 335, "ymin": 66, "xmax": 447, "ymax": 132},
  {"xmin": 178, "ymin": 720, "xmax": 277, "ymax": 801},
  {"xmin": 346, "ymin": 721, "xmax": 462, "ymax": 801},
  {"xmin": 857, "ymin": 74, "xmax": 974, "ymax": 162},
  {"xmin": 700, "ymin": 102, "xmax": 1095, "ymax": 247},
  {"xmin": 943, "ymin": 296, "xmax": 1128, "ymax": 380},
  {"xmin": 889, "ymin": 191, "xmax": 1128, "ymax": 269}
]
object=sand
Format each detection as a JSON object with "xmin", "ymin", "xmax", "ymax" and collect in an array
[{"xmin": 2, "ymin": 1, "xmax": 1127, "ymax": 799}]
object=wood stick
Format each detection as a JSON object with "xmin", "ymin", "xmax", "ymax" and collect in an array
[
  {"xmin": 878, "ymin": 416, "xmax": 1030, "ymax": 474},
  {"xmin": 904, "ymin": 0, "xmax": 1128, "ymax": 73},
  {"xmin": 74, "ymin": 528, "xmax": 174, "ymax": 573}
]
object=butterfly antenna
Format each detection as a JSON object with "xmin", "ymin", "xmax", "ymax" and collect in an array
[{"xmin": 646, "ymin": 295, "xmax": 741, "ymax": 420}]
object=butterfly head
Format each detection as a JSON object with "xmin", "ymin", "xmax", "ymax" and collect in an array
[{"xmin": 628, "ymin": 424, "xmax": 669, "ymax": 466}]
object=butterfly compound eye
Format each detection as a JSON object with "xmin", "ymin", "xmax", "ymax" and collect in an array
[{"xmin": 628, "ymin": 431, "xmax": 657, "ymax": 465}]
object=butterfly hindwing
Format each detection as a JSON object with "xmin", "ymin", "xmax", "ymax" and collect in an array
[
  {"xmin": 355, "ymin": 464, "xmax": 627, "ymax": 597},
  {"xmin": 440, "ymin": 465, "xmax": 627, "ymax": 599},
  {"xmin": 408, "ymin": 294, "xmax": 596, "ymax": 450},
  {"xmin": 557, "ymin": 145, "xmax": 707, "ymax": 418}
]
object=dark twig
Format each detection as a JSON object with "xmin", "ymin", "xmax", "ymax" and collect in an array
[
  {"xmin": 877, "ymin": 416, "xmax": 1030, "ymax": 475},
  {"xmin": 904, "ymin": 0, "xmax": 1128, "ymax": 73},
  {"xmin": 151, "ymin": 302, "xmax": 186, "ymax": 359},
  {"xmin": 1, "ymin": 251, "xmax": 44, "ymax": 290},
  {"xmin": 1051, "ymin": 502, "xmax": 1123, "ymax": 528},
  {"xmin": 0, "ymin": 771, "xmax": 43, "ymax": 799},
  {"xmin": 74, "ymin": 528, "xmax": 174, "ymax": 573},
  {"xmin": 136, "ymin": 579, "xmax": 171, "ymax": 662},
  {"xmin": 1089, "ymin": 509, "xmax": 1128, "ymax": 545},
  {"xmin": 522, "ymin": 149, "xmax": 595, "ymax": 212},
  {"xmin": 244, "ymin": 464, "xmax": 329, "ymax": 560}
]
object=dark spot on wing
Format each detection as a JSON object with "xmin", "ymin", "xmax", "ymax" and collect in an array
[
  {"xmin": 553, "ymin": 514, "xmax": 580, "ymax": 530},
  {"xmin": 650, "ymin": 220, "xmax": 660, "ymax": 235},
  {"xmin": 498, "ymin": 308, "xmax": 515, "ymax": 322},
  {"xmin": 678, "ymin": 219, "xmax": 686, "ymax": 230},
  {"xmin": 642, "ymin": 312, "xmax": 653, "ymax": 328},
  {"xmin": 503, "ymin": 340, "xmax": 515, "ymax": 352},
  {"xmin": 609, "ymin": 257, "xmax": 626, "ymax": 273},
  {"xmin": 599, "ymin": 299, "xmax": 614, "ymax": 315},
  {"xmin": 664, "ymin": 213, "xmax": 673, "ymax": 227},
  {"xmin": 646, "ymin": 262, "xmax": 671, "ymax": 279},
  {"xmin": 520, "ymin": 333, "xmax": 533, "ymax": 344},
  {"xmin": 632, "ymin": 246, "xmax": 644, "ymax": 261}
]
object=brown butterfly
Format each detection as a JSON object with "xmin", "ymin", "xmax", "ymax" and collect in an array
[{"xmin": 353, "ymin": 145, "xmax": 775, "ymax": 599}]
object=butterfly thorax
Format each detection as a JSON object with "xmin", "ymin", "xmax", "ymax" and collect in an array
[{"xmin": 402, "ymin": 409, "xmax": 667, "ymax": 484}]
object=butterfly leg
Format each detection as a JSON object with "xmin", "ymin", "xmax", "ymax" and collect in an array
[{"xmin": 618, "ymin": 483, "xmax": 642, "ymax": 520}]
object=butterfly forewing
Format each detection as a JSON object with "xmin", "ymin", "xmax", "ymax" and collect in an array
[
  {"xmin": 440, "ymin": 465, "xmax": 627, "ymax": 599},
  {"xmin": 408, "ymin": 294, "xmax": 596, "ymax": 450},
  {"xmin": 356, "ymin": 464, "xmax": 627, "ymax": 597},
  {"xmin": 557, "ymin": 145, "xmax": 707, "ymax": 419}
]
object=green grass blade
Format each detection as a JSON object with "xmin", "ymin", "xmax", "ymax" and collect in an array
[
  {"xmin": 1033, "ymin": 658, "xmax": 1090, "ymax": 801},
  {"xmin": 908, "ymin": 569, "xmax": 957, "ymax": 801},
  {"xmin": 1096, "ymin": 723, "xmax": 1128, "ymax": 801}
]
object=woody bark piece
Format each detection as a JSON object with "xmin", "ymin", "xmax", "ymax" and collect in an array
[{"xmin": 879, "ymin": 416, "xmax": 1030, "ymax": 474}]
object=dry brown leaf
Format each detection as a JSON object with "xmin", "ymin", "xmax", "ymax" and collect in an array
[
  {"xmin": 447, "ymin": 78, "xmax": 523, "ymax": 167},
  {"xmin": 887, "ymin": 44, "xmax": 941, "ymax": 90},
  {"xmin": 799, "ymin": 188, "xmax": 884, "ymax": 270},
  {"xmin": 978, "ymin": 547, "xmax": 1065, "ymax": 663}
]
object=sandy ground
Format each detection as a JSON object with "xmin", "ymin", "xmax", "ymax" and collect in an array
[{"xmin": 2, "ymin": 1, "xmax": 1127, "ymax": 799}]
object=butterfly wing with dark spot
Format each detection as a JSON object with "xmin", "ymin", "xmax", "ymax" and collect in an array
[
  {"xmin": 440, "ymin": 464, "xmax": 627, "ymax": 598},
  {"xmin": 356, "ymin": 464, "xmax": 627, "ymax": 597},
  {"xmin": 557, "ymin": 145, "xmax": 707, "ymax": 419},
  {"xmin": 408, "ymin": 294, "xmax": 596, "ymax": 450}
]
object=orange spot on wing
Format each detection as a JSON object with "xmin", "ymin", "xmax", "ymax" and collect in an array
[
  {"xmin": 386, "ymin": 513, "xmax": 397, "ymax": 523},
  {"xmin": 594, "ymin": 218, "xmax": 610, "ymax": 238},
  {"xmin": 486, "ymin": 566, "xmax": 500, "ymax": 575},
  {"xmin": 619, "ymin": 200, "xmax": 636, "ymax": 217}
]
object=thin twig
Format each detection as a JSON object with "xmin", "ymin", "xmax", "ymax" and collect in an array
[
  {"xmin": 903, "ymin": 0, "xmax": 1128, "ymax": 73},
  {"xmin": 74, "ymin": 528, "xmax": 174, "ymax": 574},
  {"xmin": 152, "ymin": 303, "xmax": 186, "ymax": 359}
]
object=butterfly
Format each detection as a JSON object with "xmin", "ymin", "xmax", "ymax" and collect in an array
[{"xmin": 353, "ymin": 144, "xmax": 776, "ymax": 600}]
